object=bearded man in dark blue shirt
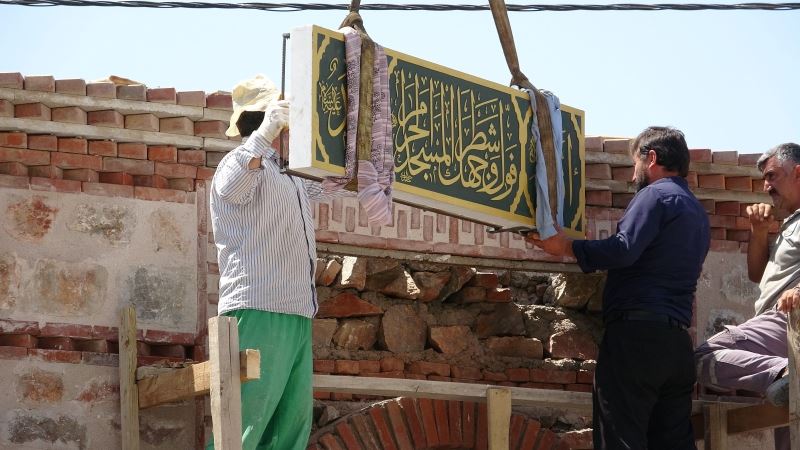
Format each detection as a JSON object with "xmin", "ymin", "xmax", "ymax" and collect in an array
[{"xmin": 529, "ymin": 126, "xmax": 710, "ymax": 450}]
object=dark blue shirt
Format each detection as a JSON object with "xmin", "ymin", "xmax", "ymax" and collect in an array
[{"xmin": 572, "ymin": 176, "xmax": 710, "ymax": 326}]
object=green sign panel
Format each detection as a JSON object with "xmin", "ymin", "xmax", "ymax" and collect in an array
[{"xmin": 297, "ymin": 25, "xmax": 585, "ymax": 236}]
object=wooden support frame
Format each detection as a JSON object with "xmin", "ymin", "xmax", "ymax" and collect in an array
[
  {"xmin": 209, "ymin": 316, "xmax": 243, "ymax": 450},
  {"xmin": 703, "ymin": 404, "xmax": 727, "ymax": 450},
  {"xmin": 119, "ymin": 306, "xmax": 140, "ymax": 450},
  {"xmin": 137, "ymin": 349, "xmax": 260, "ymax": 409},
  {"xmin": 487, "ymin": 387, "xmax": 512, "ymax": 450},
  {"xmin": 789, "ymin": 309, "xmax": 800, "ymax": 448}
]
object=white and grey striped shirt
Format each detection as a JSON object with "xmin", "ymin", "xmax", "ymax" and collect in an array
[{"xmin": 210, "ymin": 133, "xmax": 343, "ymax": 318}]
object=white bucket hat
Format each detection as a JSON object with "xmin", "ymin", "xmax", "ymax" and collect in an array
[{"xmin": 225, "ymin": 74, "xmax": 279, "ymax": 137}]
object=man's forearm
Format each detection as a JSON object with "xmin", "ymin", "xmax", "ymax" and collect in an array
[{"xmin": 747, "ymin": 230, "xmax": 770, "ymax": 282}]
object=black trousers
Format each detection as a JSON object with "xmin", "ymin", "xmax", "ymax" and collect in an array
[{"xmin": 593, "ymin": 320, "xmax": 697, "ymax": 450}]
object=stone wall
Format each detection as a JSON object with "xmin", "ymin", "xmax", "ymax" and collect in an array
[{"xmin": 0, "ymin": 71, "xmax": 775, "ymax": 449}]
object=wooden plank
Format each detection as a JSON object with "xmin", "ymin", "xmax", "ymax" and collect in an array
[
  {"xmin": 289, "ymin": 24, "xmax": 586, "ymax": 234},
  {"xmin": 137, "ymin": 349, "xmax": 260, "ymax": 409},
  {"xmin": 119, "ymin": 306, "xmax": 140, "ymax": 450},
  {"xmin": 314, "ymin": 374, "xmax": 592, "ymax": 412},
  {"xmin": 704, "ymin": 404, "xmax": 727, "ymax": 450},
  {"xmin": 727, "ymin": 403, "xmax": 788, "ymax": 434},
  {"xmin": 789, "ymin": 309, "xmax": 800, "ymax": 448},
  {"xmin": 487, "ymin": 387, "xmax": 512, "ymax": 450},
  {"xmin": 209, "ymin": 316, "xmax": 242, "ymax": 450}
]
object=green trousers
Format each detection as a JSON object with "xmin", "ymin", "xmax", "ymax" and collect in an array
[{"xmin": 206, "ymin": 309, "xmax": 313, "ymax": 450}]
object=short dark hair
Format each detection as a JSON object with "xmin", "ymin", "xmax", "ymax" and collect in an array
[
  {"xmin": 630, "ymin": 126, "xmax": 690, "ymax": 177},
  {"xmin": 236, "ymin": 111, "xmax": 265, "ymax": 138},
  {"xmin": 756, "ymin": 143, "xmax": 800, "ymax": 171}
]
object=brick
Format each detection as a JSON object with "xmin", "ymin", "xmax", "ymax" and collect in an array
[
  {"xmin": 518, "ymin": 420, "xmax": 542, "ymax": 450},
  {"xmin": 698, "ymin": 174, "xmax": 725, "ymax": 189},
  {"xmin": 467, "ymin": 272, "xmax": 499, "ymax": 288},
  {"xmin": 86, "ymin": 82, "xmax": 116, "ymax": 98},
  {"xmin": 319, "ymin": 434, "xmax": 344, "ymax": 450},
  {"xmin": 715, "ymin": 201, "xmax": 740, "ymax": 216},
  {"xmin": 0, "ymin": 346, "xmax": 28, "ymax": 359},
  {"xmin": 0, "ymin": 147, "xmax": 50, "ymax": 165},
  {"xmin": 710, "ymin": 239, "xmax": 740, "ymax": 252},
  {"xmin": 87, "ymin": 110, "xmax": 124, "ymax": 128},
  {"xmin": 0, "ymin": 334, "xmax": 37, "ymax": 347},
  {"xmin": 39, "ymin": 323, "xmax": 92, "ymax": 338},
  {"xmin": 133, "ymin": 186, "xmax": 188, "ymax": 203},
  {"xmin": 194, "ymin": 121, "xmax": 227, "ymax": 138},
  {"xmin": 147, "ymin": 87, "xmax": 177, "ymax": 103},
  {"xmin": 206, "ymin": 151, "xmax": 225, "ymax": 167},
  {"xmin": 31, "ymin": 177, "xmax": 85, "ymax": 193},
  {"xmin": 505, "ymin": 367, "xmax": 530, "ymax": 382},
  {"xmin": 167, "ymin": 178, "xmax": 194, "ymax": 192},
  {"xmin": 117, "ymin": 143, "xmax": 148, "ymax": 160},
  {"xmin": 408, "ymin": 361, "xmax": 450, "ymax": 377},
  {"xmin": 177, "ymin": 91, "xmax": 206, "ymax": 107},
  {"xmin": 727, "ymin": 230, "xmax": 750, "ymax": 242},
  {"xmin": 486, "ymin": 287, "xmax": 512, "ymax": 302},
  {"xmin": 334, "ymin": 421, "xmax": 362, "ymax": 450},
  {"xmin": 418, "ymin": 398, "xmax": 439, "ymax": 448},
  {"xmin": 88, "ymin": 140, "xmax": 117, "ymax": 157},
  {"xmin": 739, "ymin": 153, "xmax": 762, "ymax": 167},
  {"xmin": 0, "ymin": 173, "xmax": 28, "ymax": 188},
  {"xmin": 482, "ymin": 370, "xmax": 508, "ymax": 382},
  {"xmin": 530, "ymin": 368, "xmax": 577, "ymax": 384},
  {"xmin": 24, "ymin": 75, "xmax": 55, "ymax": 92},
  {"xmin": 117, "ymin": 84, "xmax": 147, "ymax": 101},
  {"xmin": 433, "ymin": 399, "xmax": 451, "ymax": 446},
  {"xmin": 51, "ymin": 106, "xmax": 87, "ymax": 124},
  {"xmin": 82, "ymin": 182, "xmax": 134, "ymax": 198},
  {"xmin": 0, "ymin": 132, "xmax": 27, "ymax": 148},
  {"xmin": 462, "ymin": 401, "xmax": 476, "ymax": 448},
  {"xmin": 451, "ymin": 366, "xmax": 482, "ymax": 380},
  {"xmin": 148, "ymin": 145, "xmax": 177, "ymax": 162},
  {"xmin": 448, "ymin": 401, "xmax": 463, "ymax": 448},
  {"xmin": 57, "ymin": 138, "xmax": 88, "ymax": 154},
  {"xmin": 335, "ymin": 360, "xmax": 360, "ymax": 375},
  {"xmin": 178, "ymin": 149, "xmax": 206, "ymax": 165},
  {"xmin": 753, "ymin": 178, "xmax": 765, "ymax": 192},
  {"xmin": 686, "ymin": 171, "xmax": 698, "ymax": 188},
  {"xmin": 28, "ymin": 166, "xmax": 63, "ymax": 179},
  {"xmin": 585, "ymin": 190, "xmax": 612, "ymax": 207},
  {"xmin": 314, "ymin": 359, "xmax": 335, "ymax": 373},
  {"xmin": 28, "ymin": 135, "xmax": 57, "ymax": 151},
  {"xmin": 380, "ymin": 357, "xmax": 404, "ymax": 372},
  {"xmin": 603, "ymin": 139, "xmax": 630, "ymax": 154},
  {"xmin": 726, "ymin": 176, "xmax": 753, "ymax": 192},
  {"xmin": 155, "ymin": 162, "xmax": 197, "ymax": 179},
  {"xmin": 508, "ymin": 415, "xmax": 525, "ymax": 449},
  {"xmin": 585, "ymin": 136, "xmax": 603, "ymax": 152},
  {"xmin": 63, "ymin": 168, "xmax": 99, "ymax": 183},
  {"xmin": 125, "ymin": 113, "xmax": 160, "ymax": 132},
  {"xmin": 160, "ymin": 117, "xmax": 194, "ymax": 135},
  {"xmin": 359, "ymin": 360, "xmax": 381, "ymax": 374},
  {"xmin": 103, "ymin": 157, "xmax": 154, "ymax": 175},
  {"xmin": 15, "ymin": 103, "xmax": 51, "ymax": 120},
  {"xmin": 197, "ymin": 166, "xmax": 216, "ymax": 180},
  {"xmin": 577, "ymin": 369, "xmax": 594, "ymax": 384},
  {"xmin": 708, "ymin": 215, "xmax": 736, "ymax": 229},
  {"xmin": 475, "ymin": 403, "xmax": 488, "ymax": 450},
  {"xmin": 585, "ymin": 163, "xmax": 611, "ymax": 179},
  {"xmin": 612, "ymin": 193, "xmax": 634, "ymax": 208},
  {"xmin": 0, "ymin": 72, "xmax": 24, "ymax": 89},
  {"xmin": 0, "ymin": 99, "xmax": 12, "ymax": 117},
  {"xmin": 73, "ymin": 339, "xmax": 109, "ymax": 353},
  {"xmin": 0, "ymin": 162, "xmax": 28, "ymax": 176},
  {"xmin": 699, "ymin": 199, "xmax": 715, "ymax": 214},
  {"xmin": 55, "ymin": 78, "xmax": 87, "ymax": 95},
  {"xmin": 149, "ymin": 344, "xmax": 187, "ymax": 359},
  {"xmin": 712, "ymin": 151, "xmax": 738, "ymax": 165},
  {"xmin": 133, "ymin": 174, "xmax": 169, "ymax": 188},
  {"xmin": 29, "ymin": 348, "xmax": 82, "ymax": 363},
  {"xmin": 206, "ymin": 92, "xmax": 233, "ymax": 109},
  {"xmin": 611, "ymin": 166, "xmax": 633, "ymax": 181},
  {"xmin": 82, "ymin": 351, "xmax": 119, "ymax": 367},
  {"xmin": 331, "ymin": 392, "xmax": 353, "ymax": 401},
  {"xmin": 689, "ymin": 149, "xmax": 712, "ymax": 163}
]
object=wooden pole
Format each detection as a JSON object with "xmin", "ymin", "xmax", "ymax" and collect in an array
[
  {"xmin": 119, "ymin": 306, "xmax": 140, "ymax": 450},
  {"xmin": 209, "ymin": 316, "xmax": 243, "ymax": 450},
  {"xmin": 487, "ymin": 387, "xmax": 512, "ymax": 450},
  {"xmin": 788, "ymin": 308, "xmax": 800, "ymax": 448},
  {"xmin": 703, "ymin": 404, "xmax": 727, "ymax": 450}
]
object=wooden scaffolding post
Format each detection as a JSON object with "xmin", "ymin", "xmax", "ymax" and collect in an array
[
  {"xmin": 209, "ymin": 316, "xmax": 243, "ymax": 450},
  {"xmin": 703, "ymin": 404, "xmax": 727, "ymax": 450},
  {"xmin": 487, "ymin": 387, "xmax": 512, "ymax": 450},
  {"xmin": 120, "ymin": 306, "xmax": 140, "ymax": 450},
  {"xmin": 789, "ymin": 308, "xmax": 800, "ymax": 448}
]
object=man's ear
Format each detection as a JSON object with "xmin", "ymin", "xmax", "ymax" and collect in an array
[{"xmin": 647, "ymin": 149, "xmax": 658, "ymax": 169}]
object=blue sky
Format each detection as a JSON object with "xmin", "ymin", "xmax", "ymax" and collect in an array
[{"xmin": 1, "ymin": 1, "xmax": 798, "ymax": 154}]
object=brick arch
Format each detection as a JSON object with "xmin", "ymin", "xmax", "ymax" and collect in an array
[{"xmin": 308, "ymin": 397, "xmax": 570, "ymax": 450}]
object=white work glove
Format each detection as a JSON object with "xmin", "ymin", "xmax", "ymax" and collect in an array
[{"xmin": 256, "ymin": 99, "xmax": 290, "ymax": 143}]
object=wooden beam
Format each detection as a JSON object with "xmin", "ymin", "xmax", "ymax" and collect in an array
[
  {"xmin": 209, "ymin": 316, "xmax": 243, "ymax": 450},
  {"xmin": 704, "ymin": 404, "xmax": 727, "ymax": 450},
  {"xmin": 314, "ymin": 374, "xmax": 593, "ymax": 412},
  {"xmin": 137, "ymin": 349, "xmax": 260, "ymax": 409},
  {"xmin": 727, "ymin": 403, "xmax": 788, "ymax": 434},
  {"xmin": 119, "ymin": 306, "xmax": 140, "ymax": 450},
  {"xmin": 487, "ymin": 387, "xmax": 512, "ymax": 450},
  {"xmin": 789, "ymin": 309, "xmax": 800, "ymax": 449}
]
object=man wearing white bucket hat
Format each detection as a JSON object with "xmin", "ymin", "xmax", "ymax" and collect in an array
[{"xmin": 209, "ymin": 74, "xmax": 345, "ymax": 449}]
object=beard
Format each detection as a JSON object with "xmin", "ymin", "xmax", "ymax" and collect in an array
[{"xmin": 633, "ymin": 168, "xmax": 650, "ymax": 192}]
